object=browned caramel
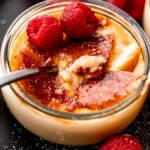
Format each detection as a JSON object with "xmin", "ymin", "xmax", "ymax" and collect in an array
[{"xmin": 9, "ymin": 15, "xmax": 142, "ymax": 113}]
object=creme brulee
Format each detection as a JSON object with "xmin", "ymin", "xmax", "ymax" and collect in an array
[
  {"xmin": 9, "ymin": 13, "xmax": 144, "ymax": 113},
  {"xmin": 0, "ymin": 1, "xmax": 149, "ymax": 146}
]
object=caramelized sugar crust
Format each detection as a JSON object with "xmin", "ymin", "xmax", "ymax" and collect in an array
[{"xmin": 9, "ymin": 16, "xmax": 142, "ymax": 113}]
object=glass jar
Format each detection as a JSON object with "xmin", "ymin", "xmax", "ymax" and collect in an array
[
  {"xmin": 143, "ymin": 0, "xmax": 150, "ymax": 39},
  {"xmin": 0, "ymin": 0, "xmax": 150, "ymax": 146}
]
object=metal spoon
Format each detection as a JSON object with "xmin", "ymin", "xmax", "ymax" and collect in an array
[{"xmin": 0, "ymin": 66, "xmax": 58, "ymax": 87}]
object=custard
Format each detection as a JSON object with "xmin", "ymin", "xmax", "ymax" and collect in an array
[
  {"xmin": 9, "ymin": 13, "xmax": 144, "ymax": 113},
  {"xmin": 1, "ymin": 1, "xmax": 149, "ymax": 145}
]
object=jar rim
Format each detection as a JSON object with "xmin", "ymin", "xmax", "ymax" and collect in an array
[{"xmin": 1, "ymin": 0, "xmax": 150, "ymax": 120}]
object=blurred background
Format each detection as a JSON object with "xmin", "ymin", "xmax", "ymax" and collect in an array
[{"xmin": 0, "ymin": 0, "xmax": 149, "ymax": 150}]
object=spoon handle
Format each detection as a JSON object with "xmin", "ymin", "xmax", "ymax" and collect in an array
[{"xmin": 0, "ymin": 66, "xmax": 58, "ymax": 87}]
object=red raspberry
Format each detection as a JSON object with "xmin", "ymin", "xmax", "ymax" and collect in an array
[
  {"xmin": 107, "ymin": 0, "xmax": 127, "ymax": 9},
  {"xmin": 124, "ymin": 0, "xmax": 145, "ymax": 20},
  {"xmin": 60, "ymin": 2, "xmax": 98, "ymax": 38},
  {"xmin": 107, "ymin": 0, "xmax": 145, "ymax": 20},
  {"xmin": 100, "ymin": 134, "xmax": 143, "ymax": 150},
  {"xmin": 27, "ymin": 15, "xmax": 62, "ymax": 51}
]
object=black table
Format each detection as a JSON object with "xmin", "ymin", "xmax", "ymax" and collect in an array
[{"xmin": 0, "ymin": 0, "xmax": 150, "ymax": 149}]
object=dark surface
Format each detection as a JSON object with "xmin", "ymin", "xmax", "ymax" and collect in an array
[{"xmin": 0, "ymin": 0, "xmax": 150, "ymax": 150}]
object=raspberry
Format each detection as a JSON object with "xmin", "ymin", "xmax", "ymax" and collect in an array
[
  {"xmin": 27, "ymin": 15, "xmax": 62, "ymax": 51},
  {"xmin": 108, "ymin": 0, "xmax": 145, "ymax": 20},
  {"xmin": 107, "ymin": 0, "xmax": 127, "ymax": 9},
  {"xmin": 100, "ymin": 134, "xmax": 143, "ymax": 150},
  {"xmin": 124, "ymin": 0, "xmax": 145, "ymax": 20},
  {"xmin": 60, "ymin": 2, "xmax": 98, "ymax": 38}
]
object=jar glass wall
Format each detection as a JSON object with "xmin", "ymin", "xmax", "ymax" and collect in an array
[{"xmin": 0, "ymin": 0, "xmax": 150, "ymax": 145}]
